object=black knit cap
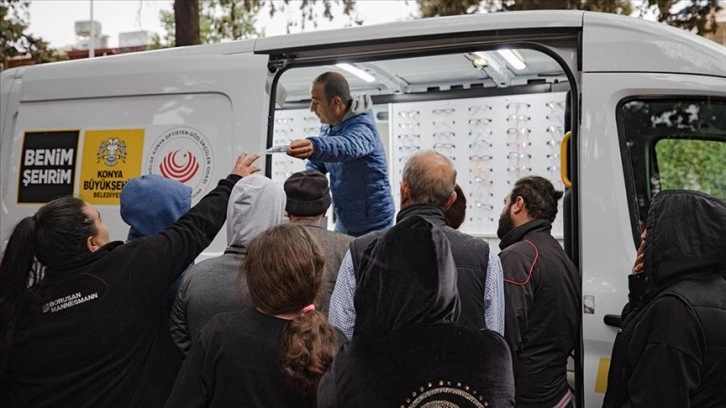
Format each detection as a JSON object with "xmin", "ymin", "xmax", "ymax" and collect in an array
[{"xmin": 284, "ymin": 170, "xmax": 332, "ymax": 216}]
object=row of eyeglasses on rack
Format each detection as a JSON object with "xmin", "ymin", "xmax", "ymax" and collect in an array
[{"xmin": 394, "ymin": 101, "xmax": 565, "ymax": 224}]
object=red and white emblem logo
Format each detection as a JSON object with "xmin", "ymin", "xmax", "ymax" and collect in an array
[
  {"xmin": 160, "ymin": 150, "xmax": 199, "ymax": 183},
  {"xmin": 146, "ymin": 127, "xmax": 213, "ymax": 199}
]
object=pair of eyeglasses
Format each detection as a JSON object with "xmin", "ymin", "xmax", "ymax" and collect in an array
[
  {"xmin": 433, "ymin": 131, "xmax": 455, "ymax": 139},
  {"xmin": 398, "ymin": 134, "xmax": 421, "ymax": 142},
  {"xmin": 303, "ymin": 116, "xmax": 317, "ymax": 122},
  {"xmin": 546, "ymin": 112, "xmax": 564, "ymax": 122},
  {"xmin": 398, "ymin": 110, "xmax": 420, "ymax": 119},
  {"xmin": 545, "ymin": 100, "xmax": 565, "ymax": 110},
  {"xmin": 433, "ymin": 142, "xmax": 456, "ymax": 150},
  {"xmin": 546, "ymin": 125, "xmax": 563, "ymax": 134},
  {"xmin": 468, "ymin": 118, "xmax": 492, "ymax": 126},
  {"xmin": 506, "ymin": 114, "xmax": 530, "ymax": 122},
  {"xmin": 469, "ymin": 140, "xmax": 493, "ymax": 149},
  {"xmin": 275, "ymin": 117, "xmax": 294, "ymax": 125},
  {"xmin": 468, "ymin": 104, "xmax": 492, "ymax": 114},
  {"xmin": 273, "ymin": 138, "xmax": 291, "ymax": 145},
  {"xmin": 303, "ymin": 127, "xmax": 319, "ymax": 133},
  {"xmin": 469, "ymin": 216, "xmax": 495, "ymax": 223},
  {"xmin": 546, "ymin": 139, "xmax": 561, "ymax": 149},
  {"xmin": 398, "ymin": 122, "xmax": 420, "ymax": 129},
  {"xmin": 507, "ymin": 165, "xmax": 532, "ymax": 175},
  {"xmin": 471, "ymin": 201, "xmax": 494, "ymax": 210},
  {"xmin": 432, "ymin": 108, "xmax": 456, "ymax": 115},
  {"xmin": 508, "ymin": 141, "xmax": 532, "ymax": 149},
  {"xmin": 508, "ymin": 152, "xmax": 531, "ymax": 165},
  {"xmin": 506, "ymin": 102, "xmax": 531, "ymax": 110},
  {"xmin": 469, "ymin": 177, "xmax": 494, "ymax": 186},
  {"xmin": 470, "ymin": 167, "xmax": 494, "ymax": 176},
  {"xmin": 469, "ymin": 154, "xmax": 493, "ymax": 162},
  {"xmin": 507, "ymin": 128, "xmax": 532, "ymax": 140},
  {"xmin": 547, "ymin": 152, "xmax": 561, "ymax": 160},
  {"xmin": 399, "ymin": 145, "xmax": 421, "ymax": 152},
  {"xmin": 433, "ymin": 119, "xmax": 456, "ymax": 128}
]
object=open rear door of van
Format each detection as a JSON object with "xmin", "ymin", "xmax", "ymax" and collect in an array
[
  {"xmin": 579, "ymin": 12, "xmax": 726, "ymax": 408},
  {"xmin": 1, "ymin": 48, "xmax": 269, "ymax": 255},
  {"xmin": 256, "ymin": 10, "xmax": 586, "ymax": 406}
]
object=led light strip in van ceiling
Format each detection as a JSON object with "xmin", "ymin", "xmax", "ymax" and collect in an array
[
  {"xmin": 496, "ymin": 49, "xmax": 526, "ymax": 71},
  {"xmin": 336, "ymin": 63, "xmax": 376, "ymax": 83}
]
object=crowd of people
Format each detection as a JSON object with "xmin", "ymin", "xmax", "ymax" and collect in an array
[{"xmin": 0, "ymin": 71, "xmax": 724, "ymax": 408}]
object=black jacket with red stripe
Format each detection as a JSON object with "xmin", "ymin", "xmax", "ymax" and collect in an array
[{"xmin": 499, "ymin": 219, "xmax": 580, "ymax": 408}]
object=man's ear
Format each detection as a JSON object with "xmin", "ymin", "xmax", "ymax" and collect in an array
[
  {"xmin": 331, "ymin": 96, "xmax": 344, "ymax": 110},
  {"xmin": 511, "ymin": 196, "xmax": 526, "ymax": 215},
  {"xmin": 442, "ymin": 191, "xmax": 457, "ymax": 212},
  {"xmin": 85, "ymin": 236, "xmax": 101, "ymax": 253},
  {"xmin": 400, "ymin": 181, "xmax": 410, "ymax": 205}
]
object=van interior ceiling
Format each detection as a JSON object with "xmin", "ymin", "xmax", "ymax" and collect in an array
[{"xmin": 270, "ymin": 48, "xmax": 573, "ymax": 242}]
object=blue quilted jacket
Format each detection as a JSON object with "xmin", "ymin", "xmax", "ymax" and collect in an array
[{"xmin": 306, "ymin": 95, "xmax": 394, "ymax": 235}]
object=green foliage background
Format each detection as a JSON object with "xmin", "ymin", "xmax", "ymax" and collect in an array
[{"xmin": 656, "ymin": 139, "xmax": 726, "ymax": 198}]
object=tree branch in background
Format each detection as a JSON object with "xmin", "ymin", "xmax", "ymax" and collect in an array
[
  {"xmin": 416, "ymin": 0, "xmax": 719, "ymax": 37},
  {"xmin": 0, "ymin": 0, "xmax": 65, "ymax": 71}
]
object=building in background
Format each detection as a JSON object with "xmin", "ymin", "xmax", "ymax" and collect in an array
[
  {"xmin": 704, "ymin": 2, "xmax": 726, "ymax": 46},
  {"xmin": 6, "ymin": 22, "xmax": 151, "ymax": 68}
]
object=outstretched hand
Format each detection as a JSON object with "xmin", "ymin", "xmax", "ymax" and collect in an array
[
  {"xmin": 231, "ymin": 152, "xmax": 261, "ymax": 178},
  {"xmin": 288, "ymin": 139, "xmax": 314, "ymax": 159}
]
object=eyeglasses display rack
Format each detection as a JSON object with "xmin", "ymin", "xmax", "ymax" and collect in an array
[
  {"xmin": 271, "ymin": 91, "xmax": 567, "ymax": 238},
  {"xmin": 389, "ymin": 92, "xmax": 568, "ymax": 238}
]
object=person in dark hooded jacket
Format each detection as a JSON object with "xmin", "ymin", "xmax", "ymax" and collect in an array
[
  {"xmin": 317, "ymin": 215, "xmax": 514, "ymax": 408},
  {"xmin": 603, "ymin": 190, "xmax": 726, "ymax": 408},
  {"xmin": 120, "ymin": 174, "xmax": 192, "ymax": 318}
]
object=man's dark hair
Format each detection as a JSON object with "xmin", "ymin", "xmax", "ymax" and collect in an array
[
  {"xmin": 511, "ymin": 176, "xmax": 563, "ymax": 223},
  {"xmin": 313, "ymin": 71, "xmax": 352, "ymax": 105},
  {"xmin": 444, "ymin": 184, "xmax": 466, "ymax": 229}
]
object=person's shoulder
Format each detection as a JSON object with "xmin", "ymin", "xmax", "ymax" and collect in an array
[
  {"xmin": 443, "ymin": 227, "xmax": 490, "ymax": 250},
  {"xmin": 500, "ymin": 239, "xmax": 535, "ymax": 257},
  {"xmin": 305, "ymin": 224, "xmax": 355, "ymax": 243},
  {"xmin": 185, "ymin": 253, "xmax": 238, "ymax": 276}
]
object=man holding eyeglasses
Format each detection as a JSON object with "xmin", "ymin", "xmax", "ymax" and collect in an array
[{"xmin": 288, "ymin": 71, "xmax": 394, "ymax": 237}]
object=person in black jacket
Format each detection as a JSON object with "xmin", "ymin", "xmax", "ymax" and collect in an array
[
  {"xmin": 0, "ymin": 152, "xmax": 260, "ymax": 408},
  {"xmin": 318, "ymin": 215, "xmax": 514, "ymax": 408},
  {"xmin": 165, "ymin": 223, "xmax": 339, "ymax": 408},
  {"xmin": 603, "ymin": 190, "xmax": 726, "ymax": 407},
  {"xmin": 497, "ymin": 176, "xmax": 580, "ymax": 408},
  {"xmin": 328, "ymin": 150, "xmax": 504, "ymax": 340}
]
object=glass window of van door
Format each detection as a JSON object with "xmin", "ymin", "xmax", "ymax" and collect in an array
[{"xmin": 618, "ymin": 98, "xmax": 726, "ymax": 244}]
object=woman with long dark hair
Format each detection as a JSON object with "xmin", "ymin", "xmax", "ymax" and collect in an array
[
  {"xmin": 0, "ymin": 153, "xmax": 260, "ymax": 407},
  {"xmin": 165, "ymin": 223, "xmax": 339, "ymax": 407}
]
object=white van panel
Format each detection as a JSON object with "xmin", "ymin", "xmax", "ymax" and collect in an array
[
  {"xmin": 255, "ymin": 10, "xmax": 583, "ymax": 53},
  {"xmin": 583, "ymin": 12, "xmax": 726, "ymax": 77},
  {"xmin": 579, "ymin": 71, "xmax": 726, "ymax": 407},
  {"xmin": 1, "ymin": 54, "xmax": 270, "ymax": 258}
]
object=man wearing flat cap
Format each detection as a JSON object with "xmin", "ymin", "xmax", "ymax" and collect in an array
[{"xmin": 284, "ymin": 170, "xmax": 354, "ymax": 315}]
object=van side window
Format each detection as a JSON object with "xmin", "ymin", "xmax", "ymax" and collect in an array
[{"xmin": 618, "ymin": 98, "xmax": 726, "ymax": 244}]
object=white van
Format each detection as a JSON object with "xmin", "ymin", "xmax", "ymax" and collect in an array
[{"xmin": 1, "ymin": 10, "xmax": 725, "ymax": 407}]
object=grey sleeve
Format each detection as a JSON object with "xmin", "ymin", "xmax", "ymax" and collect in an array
[{"xmin": 169, "ymin": 273, "xmax": 193, "ymax": 356}]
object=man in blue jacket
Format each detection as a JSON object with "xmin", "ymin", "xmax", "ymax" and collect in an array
[{"xmin": 288, "ymin": 71, "xmax": 394, "ymax": 237}]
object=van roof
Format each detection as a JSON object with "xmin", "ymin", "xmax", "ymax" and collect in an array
[
  {"xmin": 254, "ymin": 10, "xmax": 583, "ymax": 53},
  {"xmin": 2, "ymin": 10, "xmax": 723, "ymax": 81},
  {"xmin": 255, "ymin": 10, "xmax": 725, "ymax": 78}
]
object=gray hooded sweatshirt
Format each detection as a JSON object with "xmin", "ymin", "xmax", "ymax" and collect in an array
[{"xmin": 169, "ymin": 175, "xmax": 286, "ymax": 355}]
